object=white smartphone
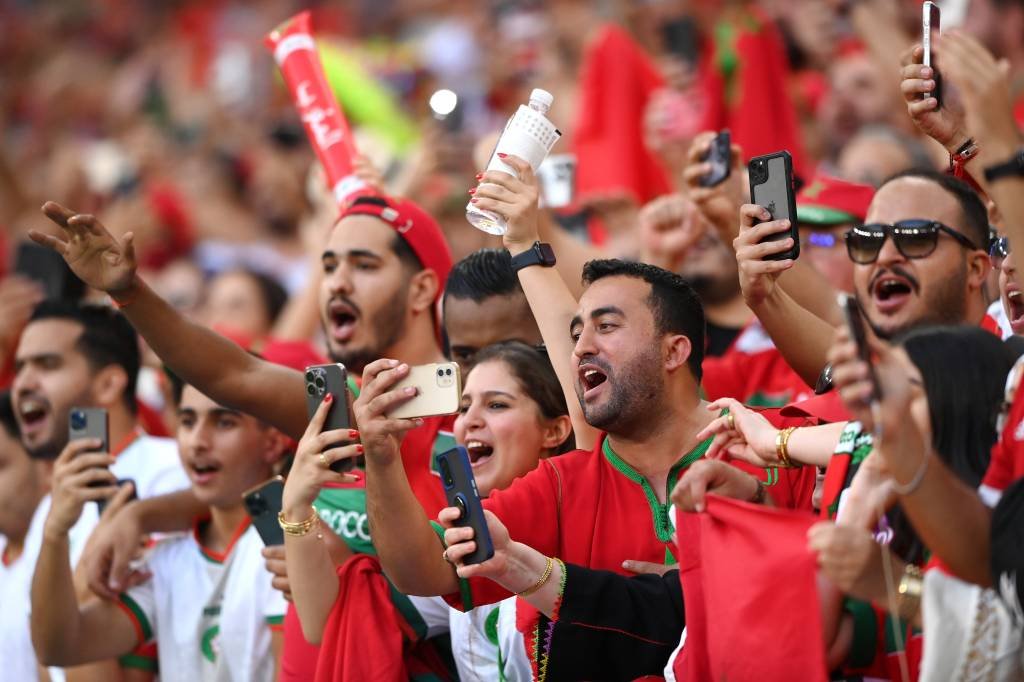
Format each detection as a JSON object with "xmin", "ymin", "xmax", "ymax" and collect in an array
[
  {"xmin": 387, "ymin": 362, "xmax": 461, "ymax": 420},
  {"xmin": 922, "ymin": 1, "xmax": 942, "ymax": 105}
]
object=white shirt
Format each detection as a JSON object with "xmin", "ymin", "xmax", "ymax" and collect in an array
[
  {"xmin": 121, "ymin": 523, "xmax": 286, "ymax": 682},
  {"xmin": 0, "ymin": 501, "xmax": 49, "ymax": 682}
]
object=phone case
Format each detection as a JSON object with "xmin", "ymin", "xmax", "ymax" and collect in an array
[
  {"xmin": 436, "ymin": 447, "xmax": 494, "ymax": 565},
  {"xmin": 748, "ymin": 151, "xmax": 799, "ymax": 261},
  {"xmin": 69, "ymin": 407, "xmax": 110, "ymax": 489},
  {"xmin": 700, "ymin": 130, "xmax": 731, "ymax": 188},
  {"xmin": 840, "ymin": 294, "xmax": 882, "ymax": 401},
  {"xmin": 243, "ymin": 476, "xmax": 286, "ymax": 546},
  {"xmin": 387, "ymin": 362, "xmax": 461, "ymax": 420},
  {"xmin": 304, "ymin": 364, "xmax": 354, "ymax": 473},
  {"xmin": 922, "ymin": 2, "xmax": 943, "ymax": 105}
]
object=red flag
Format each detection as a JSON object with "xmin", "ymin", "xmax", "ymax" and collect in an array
[
  {"xmin": 698, "ymin": 9, "xmax": 809, "ymax": 179},
  {"xmin": 674, "ymin": 496, "xmax": 827, "ymax": 681},
  {"xmin": 572, "ymin": 24, "xmax": 673, "ymax": 207}
]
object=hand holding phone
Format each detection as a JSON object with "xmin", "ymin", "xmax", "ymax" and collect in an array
[
  {"xmin": 748, "ymin": 151, "xmax": 799, "ymax": 261},
  {"xmin": 386, "ymin": 362, "xmax": 461, "ymax": 420},
  {"xmin": 840, "ymin": 294, "xmax": 882, "ymax": 403},
  {"xmin": 304, "ymin": 364, "xmax": 354, "ymax": 473},
  {"xmin": 922, "ymin": 2, "xmax": 943, "ymax": 106},
  {"xmin": 243, "ymin": 476, "xmax": 286, "ymax": 546},
  {"xmin": 436, "ymin": 447, "xmax": 494, "ymax": 565},
  {"xmin": 69, "ymin": 407, "xmax": 110, "ymax": 488},
  {"xmin": 700, "ymin": 130, "xmax": 731, "ymax": 188}
]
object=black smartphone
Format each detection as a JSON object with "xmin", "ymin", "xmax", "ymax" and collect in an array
[
  {"xmin": 243, "ymin": 476, "xmax": 286, "ymax": 546},
  {"xmin": 840, "ymin": 294, "xmax": 882, "ymax": 402},
  {"xmin": 68, "ymin": 407, "xmax": 109, "ymax": 488},
  {"xmin": 700, "ymin": 130, "xmax": 731, "ymax": 188},
  {"xmin": 748, "ymin": 150, "xmax": 799, "ymax": 261},
  {"xmin": 661, "ymin": 16, "xmax": 700, "ymax": 66},
  {"xmin": 922, "ymin": 1, "xmax": 942, "ymax": 106},
  {"xmin": 14, "ymin": 241, "xmax": 85, "ymax": 301},
  {"xmin": 436, "ymin": 446, "xmax": 493, "ymax": 565},
  {"xmin": 304, "ymin": 364, "xmax": 354, "ymax": 473}
]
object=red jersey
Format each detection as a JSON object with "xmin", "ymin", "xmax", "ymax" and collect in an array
[
  {"xmin": 982, "ymin": 356, "xmax": 1024, "ymax": 497},
  {"xmin": 703, "ymin": 321, "xmax": 814, "ymax": 407}
]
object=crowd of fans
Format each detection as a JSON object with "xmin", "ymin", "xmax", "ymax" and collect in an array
[{"xmin": 2, "ymin": 0, "xmax": 1024, "ymax": 680}]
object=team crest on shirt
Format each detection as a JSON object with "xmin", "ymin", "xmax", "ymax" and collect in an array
[{"xmin": 200, "ymin": 606, "xmax": 221, "ymax": 663}]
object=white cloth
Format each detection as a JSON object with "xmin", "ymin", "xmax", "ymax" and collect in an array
[
  {"xmin": 988, "ymin": 299, "xmax": 1014, "ymax": 340},
  {"xmin": 0, "ymin": 501, "xmax": 50, "ymax": 682},
  {"xmin": 920, "ymin": 569, "xmax": 1024, "ymax": 681},
  {"xmin": 121, "ymin": 524, "xmax": 286, "ymax": 682}
]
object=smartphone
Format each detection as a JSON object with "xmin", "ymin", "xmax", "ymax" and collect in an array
[
  {"xmin": 922, "ymin": 1, "xmax": 942, "ymax": 106},
  {"xmin": 700, "ymin": 130, "xmax": 731, "ymax": 188},
  {"xmin": 387, "ymin": 362, "xmax": 461, "ymax": 420},
  {"xmin": 243, "ymin": 476, "xmax": 286, "ymax": 547},
  {"xmin": 304, "ymin": 364, "xmax": 354, "ymax": 473},
  {"xmin": 748, "ymin": 151, "xmax": 799, "ymax": 261},
  {"xmin": 14, "ymin": 241, "xmax": 85, "ymax": 301},
  {"xmin": 68, "ymin": 407, "xmax": 109, "ymax": 488},
  {"xmin": 436, "ymin": 446, "xmax": 493, "ymax": 565},
  {"xmin": 840, "ymin": 294, "xmax": 882, "ymax": 402}
]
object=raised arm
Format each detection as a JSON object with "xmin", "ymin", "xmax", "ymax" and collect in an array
[
  {"xmin": 356, "ymin": 359, "xmax": 460, "ymax": 596},
  {"xmin": 734, "ymin": 203, "xmax": 837, "ymax": 386},
  {"xmin": 31, "ymin": 203, "xmax": 309, "ymax": 439},
  {"xmin": 472, "ymin": 154, "xmax": 599, "ymax": 450},
  {"xmin": 31, "ymin": 444, "xmax": 140, "ymax": 666}
]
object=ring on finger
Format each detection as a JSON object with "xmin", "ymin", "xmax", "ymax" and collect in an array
[
  {"xmin": 726, "ymin": 412, "xmax": 736, "ymax": 431},
  {"xmin": 443, "ymin": 549, "xmax": 453, "ymax": 564},
  {"xmin": 318, "ymin": 453, "xmax": 329, "ymax": 468}
]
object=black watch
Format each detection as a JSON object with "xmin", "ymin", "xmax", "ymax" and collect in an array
[
  {"xmin": 984, "ymin": 148, "xmax": 1024, "ymax": 183},
  {"xmin": 510, "ymin": 242, "xmax": 556, "ymax": 273}
]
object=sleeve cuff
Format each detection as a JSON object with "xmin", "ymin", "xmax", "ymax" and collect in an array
[{"xmin": 116, "ymin": 593, "xmax": 154, "ymax": 646}]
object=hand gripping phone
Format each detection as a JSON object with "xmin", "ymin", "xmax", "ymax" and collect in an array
[
  {"xmin": 243, "ymin": 476, "xmax": 286, "ymax": 546},
  {"xmin": 436, "ymin": 446, "xmax": 493, "ymax": 565},
  {"xmin": 68, "ymin": 407, "xmax": 109, "ymax": 488},
  {"xmin": 387, "ymin": 362, "xmax": 461, "ymax": 420},
  {"xmin": 15, "ymin": 241, "xmax": 86, "ymax": 301},
  {"xmin": 840, "ymin": 294, "xmax": 882, "ymax": 402},
  {"xmin": 304, "ymin": 364, "xmax": 354, "ymax": 473},
  {"xmin": 700, "ymin": 130, "xmax": 731, "ymax": 188},
  {"xmin": 748, "ymin": 151, "xmax": 799, "ymax": 261},
  {"xmin": 922, "ymin": 2, "xmax": 943, "ymax": 106}
]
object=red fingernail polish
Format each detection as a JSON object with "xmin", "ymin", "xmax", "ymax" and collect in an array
[
  {"xmin": 497, "ymin": 152, "xmax": 507, "ymax": 159},
  {"xmin": 349, "ymin": 430, "xmax": 359, "ymax": 439},
  {"xmin": 470, "ymin": 198, "xmax": 479, "ymax": 204},
  {"xmin": 355, "ymin": 444, "xmax": 365, "ymax": 454},
  {"xmin": 468, "ymin": 188, "xmax": 476, "ymax": 195},
  {"xmin": 324, "ymin": 394, "xmax": 333, "ymax": 403},
  {"xmin": 475, "ymin": 173, "xmax": 483, "ymax": 180}
]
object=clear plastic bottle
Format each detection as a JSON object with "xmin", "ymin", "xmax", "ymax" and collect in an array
[{"xmin": 466, "ymin": 88, "xmax": 561, "ymax": 235}]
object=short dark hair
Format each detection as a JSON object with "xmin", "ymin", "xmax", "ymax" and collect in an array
[
  {"xmin": 28, "ymin": 301, "xmax": 140, "ymax": 414},
  {"xmin": 243, "ymin": 270, "xmax": 289, "ymax": 326},
  {"xmin": 0, "ymin": 390, "xmax": 20, "ymax": 440},
  {"xmin": 881, "ymin": 170, "xmax": 989, "ymax": 249},
  {"xmin": 444, "ymin": 249, "xmax": 521, "ymax": 304},
  {"xmin": 472, "ymin": 341, "xmax": 574, "ymax": 454},
  {"xmin": 581, "ymin": 259, "xmax": 706, "ymax": 381},
  {"xmin": 391, "ymin": 233, "xmax": 423, "ymax": 273}
]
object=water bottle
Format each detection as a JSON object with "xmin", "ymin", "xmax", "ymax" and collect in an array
[{"xmin": 466, "ymin": 88, "xmax": 561, "ymax": 235}]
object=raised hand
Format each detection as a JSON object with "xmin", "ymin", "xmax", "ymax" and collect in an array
[
  {"xmin": 696, "ymin": 398, "xmax": 781, "ymax": 466},
  {"xmin": 734, "ymin": 203, "xmax": 796, "ymax": 307},
  {"xmin": 44, "ymin": 439, "xmax": 118, "ymax": 539},
  {"xmin": 681, "ymin": 131, "xmax": 745, "ymax": 243},
  {"xmin": 672, "ymin": 459, "xmax": 761, "ymax": 513},
  {"xmin": 31, "ymin": 202, "xmax": 137, "ymax": 294},
  {"xmin": 470, "ymin": 154, "xmax": 540, "ymax": 256},
  {"xmin": 638, "ymin": 193, "xmax": 707, "ymax": 271},
  {"xmin": 352, "ymin": 359, "xmax": 420, "ymax": 466},
  {"xmin": 898, "ymin": 44, "xmax": 968, "ymax": 153},
  {"xmin": 439, "ymin": 507, "xmax": 513, "ymax": 581}
]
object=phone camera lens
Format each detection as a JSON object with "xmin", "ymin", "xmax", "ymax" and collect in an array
[
  {"xmin": 70, "ymin": 410, "xmax": 86, "ymax": 430},
  {"xmin": 315, "ymin": 376, "xmax": 325, "ymax": 388},
  {"xmin": 306, "ymin": 384, "xmax": 315, "ymax": 395},
  {"xmin": 437, "ymin": 368, "xmax": 444, "ymax": 376},
  {"xmin": 305, "ymin": 371, "xmax": 314, "ymax": 382},
  {"xmin": 445, "ymin": 368, "xmax": 452, "ymax": 376}
]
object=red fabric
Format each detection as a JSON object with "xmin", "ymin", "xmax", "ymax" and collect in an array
[
  {"xmin": 779, "ymin": 391, "xmax": 852, "ymax": 425},
  {"xmin": 673, "ymin": 496, "xmax": 827, "ymax": 682},
  {"xmin": 702, "ymin": 321, "xmax": 814, "ymax": 407},
  {"xmin": 697, "ymin": 9, "xmax": 808, "ymax": 178},
  {"xmin": 984, "ymin": 383, "xmax": 1024, "ymax": 492},
  {"xmin": 136, "ymin": 399, "xmax": 170, "ymax": 438},
  {"xmin": 142, "ymin": 183, "xmax": 195, "ymax": 270},
  {"xmin": 571, "ymin": 24, "xmax": 673, "ymax": 207},
  {"xmin": 314, "ymin": 554, "xmax": 414, "ymax": 682},
  {"xmin": 796, "ymin": 175, "xmax": 875, "ymax": 222},
  {"xmin": 981, "ymin": 313, "xmax": 1003, "ymax": 338}
]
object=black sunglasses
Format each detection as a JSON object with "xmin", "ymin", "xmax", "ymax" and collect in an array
[
  {"xmin": 990, "ymin": 235, "xmax": 1011, "ymax": 265},
  {"xmin": 844, "ymin": 220, "xmax": 980, "ymax": 265}
]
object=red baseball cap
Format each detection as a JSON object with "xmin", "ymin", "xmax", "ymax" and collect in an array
[
  {"xmin": 796, "ymin": 176, "xmax": 875, "ymax": 226},
  {"xmin": 338, "ymin": 194, "xmax": 453, "ymax": 303}
]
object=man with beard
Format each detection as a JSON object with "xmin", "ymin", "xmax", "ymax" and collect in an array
[{"xmin": 735, "ymin": 170, "xmax": 991, "ymax": 387}]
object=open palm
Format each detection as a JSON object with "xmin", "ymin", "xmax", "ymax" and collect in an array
[{"xmin": 31, "ymin": 202, "xmax": 137, "ymax": 294}]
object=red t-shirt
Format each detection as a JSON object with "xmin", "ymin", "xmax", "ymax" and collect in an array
[
  {"xmin": 703, "ymin": 321, "xmax": 814, "ymax": 407},
  {"xmin": 983, "ymin": 356, "xmax": 1024, "ymax": 495}
]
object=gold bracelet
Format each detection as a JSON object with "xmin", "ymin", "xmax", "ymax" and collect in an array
[
  {"xmin": 517, "ymin": 556, "xmax": 555, "ymax": 597},
  {"xmin": 775, "ymin": 427, "xmax": 798, "ymax": 467},
  {"xmin": 278, "ymin": 507, "xmax": 319, "ymax": 537},
  {"xmin": 896, "ymin": 563, "xmax": 924, "ymax": 621}
]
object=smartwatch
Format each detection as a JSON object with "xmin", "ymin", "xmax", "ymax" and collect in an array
[
  {"xmin": 510, "ymin": 242, "xmax": 556, "ymax": 273},
  {"xmin": 984, "ymin": 148, "xmax": 1024, "ymax": 183}
]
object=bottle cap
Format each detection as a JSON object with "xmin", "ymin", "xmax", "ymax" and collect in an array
[{"xmin": 529, "ymin": 88, "xmax": 554, "ymax": 108}]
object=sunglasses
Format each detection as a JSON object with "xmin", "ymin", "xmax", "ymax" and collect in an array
[
  {"xmin": 844, "ymin": 220, "xmax": 980, "ymax": 265},
  {"xmin": 990, "ymin": 235, "xmax": 1010, "ymax": 267}
]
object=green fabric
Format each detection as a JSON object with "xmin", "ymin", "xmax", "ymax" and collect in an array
[
  {"xmin": 430, "ymin": 520, "xmax": 474, "ymax": 612},
  {"xmin": 119, "ymin": 593, "xmax": 154, "ymax": 643},
  {"xmin": 484, "ymin": 608, "xmax": 507, "ymax": 682},
  {"xmin": 388, "ymin": 579, "xmax": 430, "ymax": 641},
  {"xmin": 744, "ymin": 391, "xmax": 794, "ymax": 408},
  {"xmin": 118, "ymin": 653, "xmax": 158, "ymax": 672},
  {"xmin": 844, "ymin": 598, "xmax": 879, "ymax": 669},
  {"xmin": 796, "ymin": 204, "xmax": 858, "ymax": 226},
  {"xmin": 346, "ymin": 374, "xmax": 361, "ymax": 399},
  {"xmin": 313, "ymin": 486, "xmax": 374, "ymax": 556},
  {"xmin": 602, "ymin": 434, "xmax": 713, "ymax": 543},
  {"xmin": 266, "ymin": 615, "xmax": 285, "ymax": 626}
]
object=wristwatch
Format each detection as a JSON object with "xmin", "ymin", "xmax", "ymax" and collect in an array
[
  {"xmin": 510, "ymin": 241, "xmax": 556, "ymax": 273},
  {"xmin": 984, "ymin": 148, "xmax": 1024, "ymax": 183}
]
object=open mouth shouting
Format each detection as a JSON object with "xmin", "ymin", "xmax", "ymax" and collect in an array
[
  {"xmin": 870, "ymin": 271, "xmax": 917, "ymax": 315},
  {"xmin": 577, "ymin": 363, "xmax": 609, "ymax": 401},
  {"xmin": 16, "ymin": 394, "xmax": 50, "ymax": 442},
  {"xmin": 327, "ymin": 298, "xmax": 360, "ymax": 344},
  {"xmin": 1005, "ymin": 285, "xmax": 1024, "ymax": 334},
  {"xmin": 465, "ymin": 439, "xmax": 495, "ymax": 469},
  {"xmin": 189, "ymin": 459, "xmax": 223, "ymax": 486}
]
